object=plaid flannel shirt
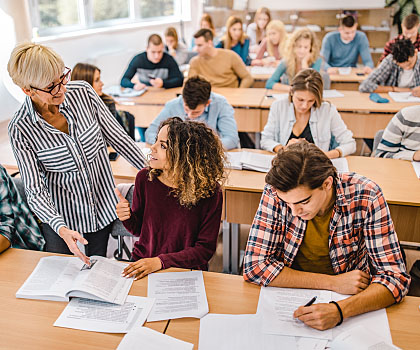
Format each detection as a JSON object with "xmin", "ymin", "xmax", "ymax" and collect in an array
[
  {"xmin": 359, "ymin": 53, "xmax": 420, "ymax": 92},
  {"xmin": 243, "ymin": 173, "xmax": 410, "ymax": 303},
  {"xmin": 380, "ymin": 34, "xmax": 420, "ymax": 62}
]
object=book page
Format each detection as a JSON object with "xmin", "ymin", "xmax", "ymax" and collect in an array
[
  {"xmin": 69, "ymin": 256, "xmax": 133, "ymax": 305},
  {"xmin": 54, "ymin": 295, "xmax": 155, "ymax": 333},
  {"xmin": 147, "ymin": 271, "xmax": 209, "ymax": 322},
  {"xmin": 240, "ymin": 151, "xmax": 275, "ymax": 173},
  {"xmin": 15, "ymin": 256, "xmax": 83, "ymax": 301}
]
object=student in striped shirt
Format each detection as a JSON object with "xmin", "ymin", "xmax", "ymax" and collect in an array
[
  {"xmin": 116, "ymin": 117, "xmax": 225, "ymax": 279},
  {"xmin": 7, "ymin": 43, "xmax": 147, "ymax": 265}
]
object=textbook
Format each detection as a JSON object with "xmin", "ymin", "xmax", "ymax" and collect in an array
[{"xmin": 16, "ymin": 256, "xmax": 133, "ymax": 305}]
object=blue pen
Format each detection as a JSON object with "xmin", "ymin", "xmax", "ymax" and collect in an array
[{"xmin": 304, "ymin": 296, "xmax": 317, "ymax": 307}]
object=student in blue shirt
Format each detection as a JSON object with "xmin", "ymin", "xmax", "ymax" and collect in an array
[
  {"xmin": 145, "ymin": 76, "xmax": 239, "ymax": 150},
  {"xmin": 216, "ymin": 16, "xmax": 251, "ymax": 65},
  {"xmin": 321, "ymin": 15, "xmax": 374, "ymax": 75},
  {"xmin": 266, "ymin": 27, "xmax": 322, "ymax": 91}
]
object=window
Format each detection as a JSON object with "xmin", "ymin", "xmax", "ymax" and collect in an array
[{"xmin": 30, "ymin": 0, "xmax": 179, "ymax": 37}]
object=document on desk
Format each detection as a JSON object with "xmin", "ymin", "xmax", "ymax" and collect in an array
[
  {"xmin": 54, "ymin": 295, "xmax": 155, "ymax": 333},
  {"xmin": 258, "ymin": 287, "xmax": 333, "ymax": 340},
  {"xmin": 331, "ymin": 158, "xmax": 349, "ymax": 172},
  {"xmin": 147, "ymin": 271, "xmax": 209, "ymax": 322},
  {"xmin": 323, "ymin": 90, "xmax": 345, "ymax": 98},
  {"xmin": 117, "ymin": 326, "xmax": 194, "ymax": 350},
  {"xmin": 240, "ymin": 151, "xmax": 275, "ymax": 172},
  {"xmin": 250, "ymin": 66, "xmax": 276, "ymax": 75},
  {"xmin": 412, "ymin": 161, "xmax": 420, "ymax": 179},
  {"xmin": 225, "ymin": 151, "xmax": 243, "ymax": 170},
  {"xmin": 388, "ymin": 91, "xmax": 420, "ymax": 102}
]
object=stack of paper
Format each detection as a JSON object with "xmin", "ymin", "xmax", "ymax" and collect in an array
[
  {"xmin": 225, "ymin": 151, "xmax": 275, "ymax": 173},
  {"xmin": 388, "ymin": 92, "xmax": 420, "ymax": 103}
]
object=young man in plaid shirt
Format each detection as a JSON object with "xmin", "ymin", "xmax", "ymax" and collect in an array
[{"xmin": 243, "ymin": 142, "xmax": 410, "ymax": 330}]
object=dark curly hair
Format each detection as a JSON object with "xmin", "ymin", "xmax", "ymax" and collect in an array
[
  {"xmin": 149, "ymin": 117, "xmax": 226, "ymax": 207},
  {"xmin": 391, "ymin": 38, "xmax": 415, "ymax": 63}
]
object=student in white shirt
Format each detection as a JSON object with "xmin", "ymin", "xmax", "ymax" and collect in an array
[{"xmin": 261, "ymin": 69, "xmax": 356, "ymax": 159}]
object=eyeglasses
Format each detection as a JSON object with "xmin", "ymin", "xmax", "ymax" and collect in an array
[{"xmin": 30, "ymin": 67, "xmax": 71, "ymax": 96}]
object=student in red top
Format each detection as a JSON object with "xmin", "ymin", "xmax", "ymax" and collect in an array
[{"xmin": 115, "ymin": 117, "xmax": 226, "ymax": 280}]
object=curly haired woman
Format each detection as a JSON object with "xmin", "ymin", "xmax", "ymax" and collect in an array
[{"xmin": 116, "ymin": 117, "xmax": 226, "ymax": 279}]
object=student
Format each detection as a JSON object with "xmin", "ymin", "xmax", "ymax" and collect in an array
[
  {"xmin": 380, "ymin": 14, "xmax": 420, "ymax": 62},
  {"xmin": 190, "ymin": 13, "xmax": 217, "ymax": 50},
  {"xmin": 121, "ymin": 34, "xmax": 183, "ymax": 90},
  {"xmin": 266, "ymin": 28, "xmax": 322, "ymax": 91},
  {"xmin": 216, "ymin": 16, "xmax": 251, "ymax": 65},
  {"xmin": 261, "ymin": 69, "xmax": 355, "ymax": 158},
  {"xmin": 72, "ymin": 63, "xmax": 135, "ymax": 139},
  {"xmin": 189, "ymin": 29, "xmax": 254, "ymax": 88},
  {"xmin": 359, "ymin": 38, "xmax": 420, "ymax": 95},
  {"xmin": 0, "ymin": 165, "xmax": 45, "ymax": 254},
  {"xmin": 247, "ymin": 7, "xmax": 271, "ymax": 52},
  {"xmin": 376, "ymin": 105, "xmax": 420, "ymax": 161},
  {"xmin": 243, "ymin": 142, "xmax": 410, "ymax": 330},
  {"xmin": 145, "ymin": 76, "xmax": 239, "ymax": 150},
  {"xmin": 164, "ymin": 27, "xmax": 188, "ymax": 66},
  {"xmin": 321, "ymin": 15, "xmax": 373, "ymax": 74},
  {"xmin": 116, "ymin": 117, "xmax": 225, "ymax": 279},
  {"xmin": 252, "ymin": 20, "xmax": 287, "ymax": 66}
]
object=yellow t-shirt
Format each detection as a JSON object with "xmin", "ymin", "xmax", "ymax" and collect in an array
[{"xmin": 292, "ymin": 205, "xmax": 335, "ymax": 275}]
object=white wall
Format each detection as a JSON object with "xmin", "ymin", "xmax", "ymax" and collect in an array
[{"xmin": 247, "ymin": 0, "xmax": 386, "ymax": 11}]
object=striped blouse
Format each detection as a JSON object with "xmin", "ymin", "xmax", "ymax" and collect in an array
[{"xmin": 8, "ymin": 81, "xmax": 146, "ymax": 234}]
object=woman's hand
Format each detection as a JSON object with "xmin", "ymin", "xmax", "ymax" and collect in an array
[
  {"xmin": 122, "ymin": 257, "xmax": 162, "ymax": 280},
  {"xmin": 301, "ymin": 52, "xmax": 311, "ymax": 69},
  {"xmin": 58, "ymin": 226, "xmax": 90, "ymax": 265},
  {"xmin": 115, "ymin": 188, "xmax": 131, "ymax": 221}
]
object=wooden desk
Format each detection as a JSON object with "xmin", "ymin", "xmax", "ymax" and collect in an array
[
  {"xmin": 329, "ymin": 68, "xmax": 367, "ymax": 91},
  {"xmin": 164, "ymin": 270, "xmax": 420, "ymax": 350},
  {"xmin": 261, "ymin": 91, "xmax": 419, "ymax": 139},
  {"xmin": 0, "ymin": 249, "xmax": 168, "ymax": 349}
]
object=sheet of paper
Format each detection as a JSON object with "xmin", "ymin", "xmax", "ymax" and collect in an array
[
  {"xmin": 199, "ymin": 314, "xmax": 297, "ymax": 350},
  {"xmin": 147, "ymin": 271, "xmax": 209, "ymax": 322},
  {"xmin": 54, "ymin": 295, "xmax": 155, "ymax": 333},
  {"xmin": 297, "ymin": 337, "xmax": 329, "ymax": 350},
  {"xmin": 330, "ymin": 325, "xmax": 400, "ymax": 350},
  {"xmin": 258, "ymin": 287, "xmax": 333, "ymax": 340},
  {"xmin": 338, "ymin": 67, "xmax": 351, "ymax": 75},
  {"xmin": 388, "ymin": 91, "xmax": 420, "ymax": 102},
  {"xmin": 250, "ymin": 66, "xmax": 276, "ymax": 75},
  {"xmin": 117, "ymin": 326, "xmax": 193, "ymax": 350},
  {"xmin": 331, "ymin": 158, "xmax": 349, "ymax": 172},
  {"xmin": 412, "ymin": 161, "xmax": 420, "ymax": 179},
  {"xmin": 268, "ymin": 93, "xmax": 289, "ymax": 100},
  {"xmin": 240, "ymin": 151, "xmax": 275, "ymax": 173},
  {"xmin": 103, "ymin": 85, "xmax": 147, "ymax": 97},
  {"xmin": 225, "ymin": 152, "xmax": 243, "ymax": 170},
  {"xmin": 323, "ymin": 90, "xmax": 345, "ymax": 98}
]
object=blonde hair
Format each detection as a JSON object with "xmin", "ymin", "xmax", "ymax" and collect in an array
[
  {"xmin": 201, "ymin": 13, "xmax": 215, "ymax": 35},
  {"xmin": 164, "ymin": 27, "xmax": 179, "ymax": 50},
  {"xmin": 7, "ymin": 42, "xmax": 64, "ymax": 90},
  {"xmin": 284, "ymin": 28, "xmax": 320, "ymax": 80},
  {"xmin": 266, "ymin": 20, "xmax": 287, "ymax": 58},
  {"xmin": 254, "ymin": 7, "xmax": 271, "ymax": 44},
  {"xmin": 222, "ymin": 16, "xmax": 247, "ymax": 49}
]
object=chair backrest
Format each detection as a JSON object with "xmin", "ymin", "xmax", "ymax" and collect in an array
[{"xmin": 371, "ymin": 129, "xmax": 384, "ymax": 157}]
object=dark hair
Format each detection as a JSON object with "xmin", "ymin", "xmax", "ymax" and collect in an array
[
  {"xmin": 391, "ymin": 38, "xmax": 415, "ymax": 63},
  {"xmin": 402, "ymin": 14, "xmax": 420, "ymax": 30},
  {"xmin": 71, "ymin": 62, "xmax": 99, "ymax": 86},
  {"xmin": 149, "ymin": 117, "xmax": 226, "ymax": 207},
  {"xmin": 182, "ymin": 76, "xmax": 211, "ymax": 109},
  {"xmin": 148, "ymin": 34, "xmax": 163, "ymax": 47},
  {"xmin": 340, "ymin": 15, "xmax": 356, "ymax": 28},
  {"xmin": 289, "ymin": 68, "xmax": 323, "ymax": 109},
  {"xmin": 265, "ymin": 142, "xmax": 337, "ymax": 193},
  {"xmin": 194, "ymin": 28, "xmax": 214, "ymax": 42}
]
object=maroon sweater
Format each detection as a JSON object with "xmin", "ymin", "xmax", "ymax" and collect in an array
[{"xmin": 122, "ymin": 168, "xmax": 223, "ymax": 270}]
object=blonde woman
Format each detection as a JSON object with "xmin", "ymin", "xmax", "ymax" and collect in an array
[
  {"xmin": 116, "ymin": 117, "xmax": 226, "ymax": 279},
  {"xmin": 217, "ymin": 16, "xmax": 250, "ymax": 65},
  {"xmin": 190, "ymin": 13, "xmax": 217, "ymax": 49},
  {"xmin": 247, "ymin": 7, "xmax": 271, "ymax": 52},
  {"xmin": 266, "ymin": 27, "xmax": 322, "ymax": 91},
  {"xmin": 164, "ymin": 27, "xmax": 188, "ymax": 65},
  {"xmin": 252, "ymin": 20, "xmax": 287, "ymax": 66}
]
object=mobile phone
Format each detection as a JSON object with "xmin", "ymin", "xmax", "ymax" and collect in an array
[
  {"xmin": 148, "ymin": 74, "xmax": 156, "ymax": 79},
  {"xmin": 109, "ymin": 152, "xmax": 119, "ymax": 161},
  {"xmin": 356, "ymin": 72, "xmax": 365, "ymax": 76}
]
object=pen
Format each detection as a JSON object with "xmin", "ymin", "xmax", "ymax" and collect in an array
[{"xmin": 304, "ymin": 296, "xmax": 317, "ymax": 307}]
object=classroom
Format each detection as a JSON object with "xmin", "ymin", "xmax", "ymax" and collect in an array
[{"xmin": 0, "ymin": 0, "xmax": 420, "ymax": 349}]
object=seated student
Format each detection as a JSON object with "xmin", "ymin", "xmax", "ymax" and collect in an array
[
  {"xmin": 217, "ymin": 16, "xmax": 251, "ymax": 65},
  {"xmin": 261, "ymin": 69, "xmax": 356, "ymax": 158},
  {"xmin": 164, "ymin": 27, "xmax": 188, "ymax": 66},
  {"xmin": 190, "ymin": 13, "xmax": 217, "ymax": 50},
  {"xmin": 252, "ymin": 20, "xmax": 287, "ymax": 67},
  {"xmin": 116, "ymin": 117, "xmax": 225, "ymax": 279},
  {"xmin": 321, "ymin": 15, "xmax": 373, "ymax": 74},
  {"xmin": 72, "ymin": 63, "xmax": 135, "ymax": 139},
  {"xmin": 145, "ymin": 76, "xmax": 239, "ymax": 150},
  {"xmin": 243, "ymin": 142, "xmax": 410, "ymax": 330},
  {"xmin": 359, "ymin": 38, "xmax": 420, "ymax": 95},
  {"xmin": 266, "ymin": 28, "xmax": 322, "ymax": 92},
  {"xmin": 189, "ymin": 29, "xmax": 254, "ymax": 88},
  {"xmin": 380, "ymin": 14, "xmax": 420, "ymax": 63},
  {"xmin": 376, "ymin": 105, "xmax": 420, "ymax": 161},
  {"xmin": 121, "ymin": 34, "xmax": 183, "ymax": 90},
  {"xmin": 247, "ymin": 7, "xmax": 271, "ymax": 53},
  {"xmin": 0, "ymin": 165, "xmax": 45, "ymax": 254}
]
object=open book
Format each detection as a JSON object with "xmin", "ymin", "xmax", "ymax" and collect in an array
[
  {"xmin": 16, "ymin": 256, "xmax": 133, "ymax": 305},
  {"xmin": 226, "ymin": 151, "xmax": 275, "ymax": 172}
]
